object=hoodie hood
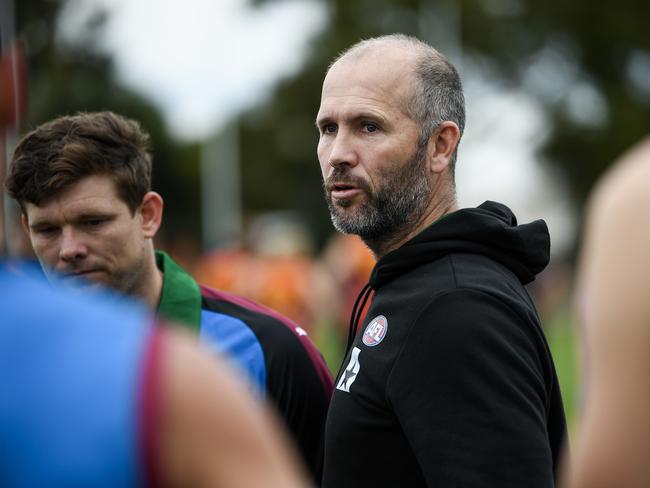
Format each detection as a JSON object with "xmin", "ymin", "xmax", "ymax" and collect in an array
[{"xmin": 369, "ymin": 201, "xmax": 550, "ymax": 289}]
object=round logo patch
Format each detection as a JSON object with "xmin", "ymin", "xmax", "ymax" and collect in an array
[{"xmin": 362, "ymin": 315, "xmax": 388, "ymax": 346}]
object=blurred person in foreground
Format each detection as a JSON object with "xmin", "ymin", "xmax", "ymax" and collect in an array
[
  {"xmin": 565, "ymin": 137, "xmax": 650, "ymax": 488},
  {"xmin": 4, "ymin": 111, "xmax": 332, "ymax": 482},
  {"xmin": 0, "ymin": 271, "xmax": 310, "ymax": 488},
  {"xmin": 1, "ymin": 129, "xmax": 308, "ymax": 486},
  {"xmin": 316, "ymin": 33, "xmax": 567, "ymax": 487}
]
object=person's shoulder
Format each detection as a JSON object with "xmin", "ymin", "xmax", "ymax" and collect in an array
[
  {"xmin": 579, "ymin": 135, "xmax": 650, "ymax": 351},
  {"xmin": 589, "ymin": 136, "xmax": 650, "ymax": 221},
  {"xmin": 448, "ymin": 252, "xmax": 520, "ymax": 282},
  {"xmin": 200, "ymin": 284, "xmax": 329, "ymax": 361},
  {"xmin": 408, "ymin": 287, "xmax": 544, "ymax": 352},
  {"xmin": 152, "ymin": 328, "xmax": 311, "ymax": 487},
  {"xmin": 389, "ymin": 289, "xmax": 554, "ymax": 394},
  {"xmin": 404, "ymin": 251, "xmax": 528, "ymax": 299},
  {"xmin": 417, "ymin": 287, "xmax": 519, "ymax": 320},
  {"xmin": 580, "ymin": 136, "xmax": 650, "ymax": 308},
  {"xmin": 199, "ymin": 284, "xmax": 308, "ymax": 340}
]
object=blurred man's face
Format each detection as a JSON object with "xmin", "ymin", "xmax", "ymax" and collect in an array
[
  {"xmin": 316, "ymin": 49, "xmax": 432, "ymax": 243},
  {"xmin": 23, "ymin": 174, "xmax": 150, "ymax": 296}
]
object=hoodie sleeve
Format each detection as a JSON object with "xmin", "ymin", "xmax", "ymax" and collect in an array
[{"xmin": 386, "ymin": 288, "xmax": 556, "ymax": 488}]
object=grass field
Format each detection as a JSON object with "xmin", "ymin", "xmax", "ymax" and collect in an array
[{"xmin": 545, "ymin": 309, "xmax": 581, "ymax": 433}]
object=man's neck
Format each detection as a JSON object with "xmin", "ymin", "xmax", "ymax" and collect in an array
[
  {"xmin": 366, "ymin": 194, "xmax": 458, "ymax": 260},
  {"xmin": 135, "ymin": 248, "xmax": 164, "ymax": 310}
]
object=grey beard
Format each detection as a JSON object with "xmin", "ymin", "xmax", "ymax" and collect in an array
[{"xmin": 325, "ymin": 145, "xmax": 431, "ymax": 245}]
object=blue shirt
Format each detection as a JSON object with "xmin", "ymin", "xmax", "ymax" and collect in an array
[{"xmin": 0, "ymin": 266, "xmax": 154, "ymax": 487}]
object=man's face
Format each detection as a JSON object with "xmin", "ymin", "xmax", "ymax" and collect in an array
[
  {"xmin": 24, "ymin": 174, "xmax": 149, "ymax": 295},
  {"xmin": 316, "ymin": 51, "xmax": 432, "ymax": 242}
]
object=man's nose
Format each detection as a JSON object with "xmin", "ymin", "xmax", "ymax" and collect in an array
[
  {"xmin": 327, "ymin": 131, "xmax": 359, "ymax": 170},
  {"xmin": 59, "ymin": 228, "xmax": 88, "ymax": 263}
]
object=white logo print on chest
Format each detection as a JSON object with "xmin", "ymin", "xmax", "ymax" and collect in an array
[{"xmin": 336, "ymin": 347, "xmax": 361, "ymax": 393}]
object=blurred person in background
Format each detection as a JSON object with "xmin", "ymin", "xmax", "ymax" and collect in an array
[
  {"xmin": 566, "ymin": 137, "xmax": 650, "ymax": 488},
  {"xmin": 4, "ymin": 111, "xmax": 333, "ymax": 483},
  {"xmin": 316, "ymin": 33, "xmax": 567, "ymax": 487},
  {"xmin": 194, "ymin": 212, "xmax": 330, "ymax": 333},
  {"xmin": 320, "ymin": 233, "xmax": 375, "ymax": 336}
]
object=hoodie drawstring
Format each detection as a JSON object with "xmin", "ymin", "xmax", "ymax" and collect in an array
[{"xmin": 345, "ymin": 282, "xmax": 374, "ymax": 356}]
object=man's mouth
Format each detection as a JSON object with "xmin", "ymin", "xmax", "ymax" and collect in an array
[
  {"xmin": 61, "ymin": 269, "xmax": 101, "ymax": 280},
  {"xmin": 330, "ymin": 182, "xmax": 362, "ymax": 199}
]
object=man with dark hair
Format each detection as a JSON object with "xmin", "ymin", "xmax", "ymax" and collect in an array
[
  {"xmin": 5, "ymin": 111, "xmax": 333, "ymax": 482},
  {"xmin": 7, "ymin": 112, "xmax": 161, "ymax": 300},
  {"xmin": 1, "ymin": 108, "xmax": 308, "ymax": 485},
  {"xmin": 316, "ymin": 34, "xmax": 566, "ymax": 487}
]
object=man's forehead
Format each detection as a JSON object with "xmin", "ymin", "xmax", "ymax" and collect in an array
[
  {"xmin": 318, "ymin": 54, "xmax": 416, "ymax": 121},
  {"xmin": 323, "ymin": 48, "xmax": 415, "ymax": 101},
  {"xmin": 25, "ymin": 176, "xmax": 124, "ymax": 221},
  {"xmin": 330, "ymin": 42, "xmax": 416, "ymax": 77}
]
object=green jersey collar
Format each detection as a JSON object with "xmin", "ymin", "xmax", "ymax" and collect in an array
[{"xmin": 156, "ymin": 250, "xmax": 202, "ymax": 331}]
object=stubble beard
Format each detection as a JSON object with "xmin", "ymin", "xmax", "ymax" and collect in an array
[
  {"xmin": 64, "ymin": 244, "xmax": 149, "ymax": 299},
  {"xmin": 324, "ymin": 143, "xmax": 431, "ymax": 250},
  {"xmin": 111, "ymin": 244, "xmax": 149, "ymax": 299}
]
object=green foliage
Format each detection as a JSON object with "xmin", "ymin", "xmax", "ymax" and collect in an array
[
  {"xmin": 545, "ymin": 311, "xmax": 580, "ymax": 433},
  {"xmin": 459, "ymin": 0, "xmax": 650, "ymax": 210}
]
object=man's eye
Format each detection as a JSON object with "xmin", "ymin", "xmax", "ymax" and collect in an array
[
  {"xmin": 322, "ymin": 123, "xmax": 337, "ymax": 134},
  {"xmin": 363, "ymin": 123, "xmax": 379, "ymax": 133},
  {"xmin": 84, "ymin": 219, "xmax": 106, "ymax": 228},
  {"xmin": 36, "ymin": 227, "xmax": 57, "ymax": 235}
]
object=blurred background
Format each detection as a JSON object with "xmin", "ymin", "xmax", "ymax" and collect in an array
[{"xmin": 3, "ymin": 0, "xmax": 650, "ymax": 433}]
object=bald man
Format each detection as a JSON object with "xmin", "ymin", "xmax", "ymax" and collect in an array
[{"xmin": 316, "ymin": 33, "xmax": 567, "ymax": 487}]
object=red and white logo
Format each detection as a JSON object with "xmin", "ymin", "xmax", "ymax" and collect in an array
[{"xmin": 362, "ymin": 315, "xmax": 388, "ymax": 346}]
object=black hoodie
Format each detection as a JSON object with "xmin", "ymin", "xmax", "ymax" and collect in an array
[{"xmin": 322, "ymin": 201, "xmax": 567, "ymax": 488}]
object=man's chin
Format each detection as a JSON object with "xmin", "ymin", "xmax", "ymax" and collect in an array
[
  {"xmin": 57, "ymin": 271, "xmax": 107, "ymax": 289},
  {"xmin": 331, "ymin": 213, "xmax": 367, "ymax": 236}
]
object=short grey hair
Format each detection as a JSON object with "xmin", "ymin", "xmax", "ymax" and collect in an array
[{"xmin": 331, "ymin": 34, "xmax": 466, "ymax": 175}]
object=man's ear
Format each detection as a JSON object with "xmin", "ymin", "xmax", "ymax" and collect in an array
[
  {"xmin": 139, "ymin": 191, "xmax": 164, "ymax": 239},
  {"xmin": 427, "ymin": 121, "xmax": 461, "ymax": 174},
  {"xmin": 21, "ymin": 213, "xmax": 30, "ymax": 237}
]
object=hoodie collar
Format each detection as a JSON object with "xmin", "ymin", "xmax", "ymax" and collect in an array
[{"xmin": 369, "ymin": 201, "xmax": 550, "ymax": 288}]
